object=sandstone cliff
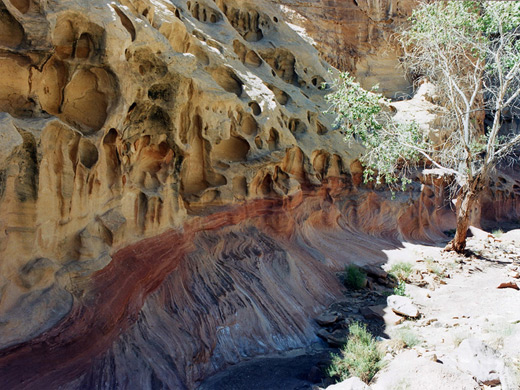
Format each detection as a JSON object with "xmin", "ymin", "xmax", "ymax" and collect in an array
[
  {"xmin": 0, "ymin": 0, "xmax": 519, "ymax": 389},
  {"xmin": 270, "ymin": 0, "xmax": 416, "ymax": 98}
]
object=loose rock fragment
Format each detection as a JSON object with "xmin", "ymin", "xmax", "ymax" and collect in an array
[{"xmin": 497, "ymin": 281, "xmax": 519, "ymax": 290}]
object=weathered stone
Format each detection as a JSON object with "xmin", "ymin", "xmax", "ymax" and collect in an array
[
  {"xmin": 360, "ymin": 305, "xmax": 385, "ymax": 321},
  {"xmin": 361, "ymin": 264, "xmax": 388, "ymax": 279},
  {"xmin": 387, "ymin": 295, "xmax": 420, "ymax": 318},
  {"xmin": 497, "ymin": 281, "xmax": 519, "ymax": 290},
  {"xmin": 0, "ymin": 1, "xmax": 517, "ymax": 389},
  {"xmin": 316, "ymin": 314, "xmax": 340, "ymax": 326},
  {"xmin": 452, "ymin": 339, "xmax": 505, "ymax": 387},
  {"xmin": 0, "ymin": 114, "xmax": 22, "ymax": 165},
  {"xmin": 317, "ymin": 328, "xmax": 349, "ymax": 347}
]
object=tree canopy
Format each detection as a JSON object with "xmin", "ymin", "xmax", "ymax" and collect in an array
[{"xmin": 327, "ymin": 1, "xmax": 520, "ymax": 252}]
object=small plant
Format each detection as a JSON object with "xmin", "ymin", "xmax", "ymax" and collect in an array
[
  {"xmin": 344, "ymin": 265, "xmax": 367, "ymax": 290},
  {"xmin": 393, "ymin": 280, "xmax": 407, "ymax": 296},
  {"xmin": 393, "ymin": 326, "xmax": 421, "ymax": 348},
  {"xmin": 425, "ymin": 258, "xmax": 444, "ymax": 278},
  {"xmin": 327, "ymin": 322, "xmax": 384, "ymax": 383},
  {"xmin": 492, "ymin": 229, "xmax": 504, "ymax": 238},
  {"xmin": 452, "ymin": 332, "xmax": 467, "ymax": 347},
  {"xmin": 389, "ymin": 262, "xmax": 414, "ymax": 282},
  {"xmin": 393, "ymin": 379, "xmax": 412, "ymax": 390}
]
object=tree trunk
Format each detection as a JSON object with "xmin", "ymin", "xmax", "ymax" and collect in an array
[{"xmin": 445, "ymin": 186, "xmax": 474, "ymax": 253}]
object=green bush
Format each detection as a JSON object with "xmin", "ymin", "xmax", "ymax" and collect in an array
[
  {"xmin": 393, "ymin": 280, "xmax": 407, "ymax": 296},
  {"xmin": 394, "ymin": 326, "xmax": 421, "ymax": 348},
  {"xmin": 344, "ymin": 265, "xmax": 367, "ymax": 290},
  {"xmin": 327, "ymin": 322, "xmax": 384, "ymax": 383},
  {"xmin": 389, "ymin": 262, "xmax": 413, "ymax": 282},
  {"xmin": 492, "ymin": 229, "xmax": 504, "ymax": 238}
]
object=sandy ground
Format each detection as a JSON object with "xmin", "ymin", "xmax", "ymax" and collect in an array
[{"xmin": 372, "ymin": 228, "xmax": 520, "ymax": 390}]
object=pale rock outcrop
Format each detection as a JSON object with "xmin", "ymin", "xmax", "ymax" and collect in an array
[
  {"xmin": 450, "ymin": 339, "xmax": 507, "ymax": 387},
  {"xmin": 371, "ymin": 350, "xmax": 480, "ymax": 390},
  {"xmin": 326, "ymin": 377, "xmax": 372, "ymax": 390}
]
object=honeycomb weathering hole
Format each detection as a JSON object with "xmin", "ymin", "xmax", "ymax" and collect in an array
[
  {"xmin": 232, "ymin": 40, "xmax": 262, "ymax": 68},
  {"xmin": 249, "ymin": 102, "xmax": 261, "ymax": 116},
  {"xmin": 260, "ymin": 48, "xmax": 298, "ymax": 85},
  {"xmin": 78, "ymin": 138, "xmax": 99, "ymax": 169},
  {"xmin": 210, "ymin": 67, "xmax": 243, "ymax": 97},
  {"xmin": 103, "ymin": 128, "xmax": 118, "ymax": 144},
  {"xmin": 188, "ymin": 2, "xmax": 221, "ymax": 24},
  {"xmin": 216, "ymin": 3, "xmax": 266, "ymax": 42},
  {"xmin": 288, "ymin": 118, "xmax": 307, "ymax": 134},
  {"xmin": 61, "ymin": 68, "xmax": 116, "ymax": 135},
  {"xmin": 267, "ymin": 128, "xmax": 279, "ymax": 150},
  {"xmin": 245, "ymin": 50, "xmax": 262, "ymax": 67},
  {"xmin": 112, "ymin": 5, "xmax": 136, "ymax": 41},
  {"xmin": 241, "ymin": 113, "xmax": 258, "ymax": 136},
  {"xmin": 266, "ymin": 84, "xmax": 289, "ymax": 105},
  {"xmin": 0, "ymin": 6, "xmax": 24, "ymax": 47},
  {"xmin": 148, "ymin": 83, "xmax": 174, "ymax": 102},
  {"xmin": 9, "ymin": 0, "xmax": 30, "ymax": 14},
  {"xmin": 233, "ymin": 176, "xmax": 248, "ymax": 198},
  {"xmin": 212, "ymin": 136, "xmax": 250, "ymax": 162}
]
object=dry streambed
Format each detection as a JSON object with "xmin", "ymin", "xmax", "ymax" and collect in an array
[{"xmin": 323, "ymin": 228, "xmax": 520, "ymax": 390}]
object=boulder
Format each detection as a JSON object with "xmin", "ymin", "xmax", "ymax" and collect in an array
[
  {"xmin": 371, "ymin": 350, "xmax": 478, "ymax": 390},
  {"xmin": 317, "ymin": 329, "xmax": 349, "ymax": 347},
  {"xmin": 387, "ymin": 295, "xmax": 420, "ymax": 318},
  {"xmin": 361, "ymin": 264, "xmax": 388, "ymax": 279},
  {"xmin": 452, "ymin": 338, "xmax": 505, "ymax": 386},
  {"xmin": 316, "ymin": 314, "xmax": 340, "ymax": 326}
]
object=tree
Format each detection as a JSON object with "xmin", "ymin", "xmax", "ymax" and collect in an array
[{"xmin": 327, "ymin": 1, "xmax": 520, "ymax": 253}]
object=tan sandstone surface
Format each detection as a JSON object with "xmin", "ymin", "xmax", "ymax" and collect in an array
[
  {"xmin": 269, "ymin": 0, "xmax": 417, "ymax": 98},
  {"xmin": 0, "ymin": 0, "xmax": 519, "ymax": 389}
]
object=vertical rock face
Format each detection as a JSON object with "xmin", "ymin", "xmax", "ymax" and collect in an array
[
  {"xmin": 270, "ymin": 0, "xmax": 416, "ymax": 97},
  {"xmin": 0, "ymin": 0, "xmax": 354, "ymax": 355}
]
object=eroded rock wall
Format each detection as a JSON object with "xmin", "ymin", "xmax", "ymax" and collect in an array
[
  {"xmin": 0, "ymin": 0, "xmax": 359, "ymax": 350},
  {"xmin": 270, "ymin": 0, "xmax": 417, "ymax": 97}
]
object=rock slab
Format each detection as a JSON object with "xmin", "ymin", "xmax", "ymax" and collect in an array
[{"xmin": 387, "ymin": 295, "xmax": 420, "ymax": 318}]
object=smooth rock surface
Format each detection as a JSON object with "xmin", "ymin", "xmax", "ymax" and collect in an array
[
  {"xmin": 387, "ymin": 295, "xmax": 420, "ymax": 318},
  {"xmin": 451, "ymin": 339, "xmax": 505, "ymax": 387},
  {"xmin": 326, "ymin": 376, "xmax": 371, "ymax": 390},
  {"xmin": 371, "ymin": 350, "xmax": 479, "ymax": 390}
]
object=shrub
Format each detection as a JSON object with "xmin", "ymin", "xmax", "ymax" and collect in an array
[
  {"xmin": 344, "ymin": 265, "xmax": 367, "ymax": 290},
  {"xmin": 394, "ymin": 326, "xmax": 421, "ymax": 348},
  {"xmin": 389, "ymin": 262, "xmax": 414, "ymax": 282},
  {"xmin": 393, "ymin": 280, "xmax": 407, "ymax": 296},
  {"xmin": 327, "ymin": 322, "xmax": 384, "ymax": 383},
  {"xmin": 425, "ymin": 258, "xmax": 444, "ymax": 278},
  {"xmin": 492, "ymin": 229, "xmax": 504, "ymax": 238}
]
